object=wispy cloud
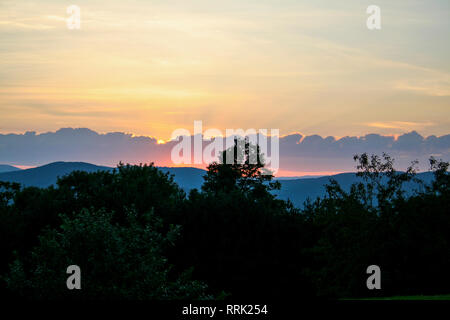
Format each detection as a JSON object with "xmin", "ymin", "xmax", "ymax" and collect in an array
[
  {"xmin": 394, "ymin": 80, "xmax": 450, "ymax": 97},
  {"xmin": 0, "ymin": 20, "xmax": 54, "ymax": 30},
  {"xmin": 367, "ymin": 121, "xmax": 435, "ymax": 130},
  {"xmin": 0, "ymin": 0, "xmax": 449, "ymax": 138}
]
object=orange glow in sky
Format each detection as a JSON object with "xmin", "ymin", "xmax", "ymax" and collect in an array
[{"xmin": 0, "ymin": 1, "xmax": 449, "ymax": 141}]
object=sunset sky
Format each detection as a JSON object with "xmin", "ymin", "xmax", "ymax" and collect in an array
[{"xmin": 1, "ymin": 0, "xmax": 449, "ymax": 141}]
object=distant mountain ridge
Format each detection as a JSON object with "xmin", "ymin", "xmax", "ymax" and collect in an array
[
  {"xmin": 0, "ymin": 162, "xmax": 435, "ymax": 208},
  {"xmin": 0, "ymin": 162, "xmax": 113, "ymax": 188},
  {"xmin": 0, "ymin": 162, "xmax": 206, "ymax": 191},
  {"xmin": 0, "ymin": 164, "xmax": 21, "ymax": 173},
  {"xmin": 273, "ymin": 171, "xmax": 434, "ymax": 207}
]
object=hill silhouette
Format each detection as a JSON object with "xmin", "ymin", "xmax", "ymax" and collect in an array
[
  {"xmin": 157, "ymin": 167, "xmax": 206, "ymax": 191},
  {"xmin": 0, "ymin": 162, "xmax": 112, "ymax": 188},
  {"xmin": 0, "ymin": 162, "xmax": 434, "ymax": 207},
  {"xmin": 0, "ymin": 162, "xmax": 206, "ymax": 191},
  {"xmin": 0, "ymin": 165, "xmax": 21, "ymax": 173},
  {"xmin": 273, "ymin": 171, "xmax": 434, "ymax": 207}
]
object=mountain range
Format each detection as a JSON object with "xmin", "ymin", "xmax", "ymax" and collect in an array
[
  {"xmin": 0, "ymin": 162, "xmax": 434, "ymax": 208},
  {"xmin": 0, "ymin": 165, "xmax": 21, "ymax": 173}
]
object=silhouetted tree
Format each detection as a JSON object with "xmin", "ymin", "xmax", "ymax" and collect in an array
[
  {"xmin": 4, "ymin": 208, "xmax": 210, "ymax": 300},
  {"xmin": 0, "ymin": 151, "xmax": 449, "ymax": 300}
]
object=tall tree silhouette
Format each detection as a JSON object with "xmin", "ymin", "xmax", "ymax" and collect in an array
[{"xmin": 202, "ymin": 138, "xmax": 280, "ymax": 198}]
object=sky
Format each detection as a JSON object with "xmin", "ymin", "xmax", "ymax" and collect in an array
[{"xmin": 1, "ymin": 0, "xmax": 449, "ymax": 141}]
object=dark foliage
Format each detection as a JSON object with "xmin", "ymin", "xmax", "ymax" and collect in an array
[{"xmin": 0, "ymin": 141, "xmax": 448, "ymax": 299}]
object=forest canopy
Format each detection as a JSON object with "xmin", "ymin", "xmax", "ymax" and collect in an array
[{"xmin": 0, "ymin": 141, "xmax": 449, "ymax": 300}]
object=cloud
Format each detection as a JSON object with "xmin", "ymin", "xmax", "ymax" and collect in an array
[
  {"xmin": 0, "ymin": 128, "xmax": 448, "ymax": 174},
  {"xmin": 394, "ymin": 81, "xmax": 450, "ymax": 97},
  {"xmin": 0, "ymin": 20, "xmax": 54, "ymax": 30},
  {"xmin": 367, "ymin": 121, "xmax": 435, "ymax": 130}
]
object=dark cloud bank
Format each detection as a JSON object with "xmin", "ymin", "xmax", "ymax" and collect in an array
[{"xmin": 0, "ymin": 128, "xmax": 449, "ymax": 174}]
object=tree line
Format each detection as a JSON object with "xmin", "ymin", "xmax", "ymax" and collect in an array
[{"xmin": 0, "ymin": 141, "xmax": 449, "ymax": 300}]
